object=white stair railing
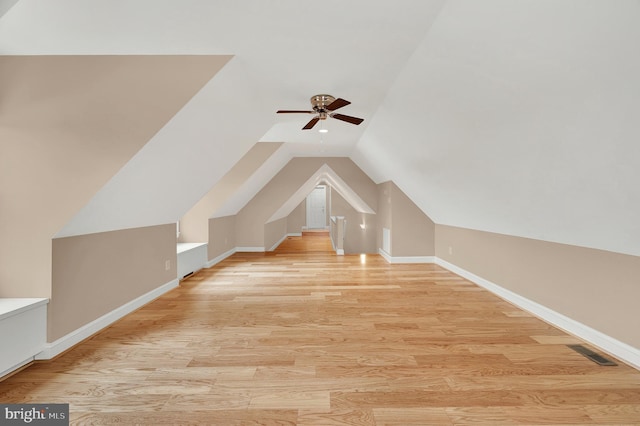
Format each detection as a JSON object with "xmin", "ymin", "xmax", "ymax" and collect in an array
[{"xmin": 330, "ymin": 216, "xmax": 346, "ymax": 255}]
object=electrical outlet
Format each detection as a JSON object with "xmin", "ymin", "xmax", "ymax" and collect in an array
[
  {"xmin": 165, "ymin": 260, "xmax": 171, "ymax": 271},
  {"xmin": 448, "ymin": 246, "xmax": 453, "ymax": 255}
]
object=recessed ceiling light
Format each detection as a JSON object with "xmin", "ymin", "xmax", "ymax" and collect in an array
[{"xmin": 319, "ymin": 128, "xmax": 328, "ymax": 133}]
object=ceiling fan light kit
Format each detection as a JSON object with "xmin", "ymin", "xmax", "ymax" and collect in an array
[{"xmin": 277, "ymin": 94, "xmax": 364, "ymax": 130}]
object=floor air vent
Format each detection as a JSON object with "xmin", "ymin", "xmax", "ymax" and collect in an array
[{"xmin": 567, "ymin": 344, "xmax": 617, "ymax": 366}]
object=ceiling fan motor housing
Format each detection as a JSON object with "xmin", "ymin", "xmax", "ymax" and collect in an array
[{"xmin": 311, "ymin": 94, "xmax": 336, "ymax": 113}]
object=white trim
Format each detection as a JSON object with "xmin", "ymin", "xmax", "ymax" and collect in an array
[
  {"xmin": 177, "ymin": 242, "xmax": 207, "ymax": 279},
  {"xmin": 0, "ymin": 298, "xmax": 48, "ymax": 322},
  {"xmin": 0, "ymin": 299, "xmax": 47, "ymax": 379},
  {"xmin": 378, "ymin": 248, "xmax": 392, "ymax": 262},
  {"xmin": 1, "ymin": 357, "xmax": 33, "ymax": 380},
  {"xmin": 176, "ymin": 242, "xmax": 207, "ymax": 254},
  {"xmin": 382, "ymin": 227, "xmax": 391, "ymax": 254},
  {"xmin": 269, "ymin": 234, "xmax": 289, "ymax": 251},
  {"xmin": 36, "ymin": 279, "xmax": 179, "ymax": 360},
  {"xmin": 210, "ymin": 238, "xmax": 302, "ymax": 265},
  {"xmin": 236, "ymin": 247, "xmax": 265, "ymax": 252},
  {"xmin": 378, "ymin": 248, "xmax": 434, "ymax": 264},
  {"xmin": 434, "ymin": 257, "xmax": 640, "ymax": 370},
  {"xmin": 206, "ymin": 248, "xmax": 237, "ymax": 267},
  {"xmin": 336, "ymin": 249, "xmax": 344, "ymax": 255},
  {"xmin": 266, "ymin": 233, "xmax": 304, "ymax": 252}
]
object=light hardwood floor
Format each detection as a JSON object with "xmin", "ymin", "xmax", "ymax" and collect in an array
[{"xmin": 2, "ymin": 234, "xmax": 640, "ymax": 425}]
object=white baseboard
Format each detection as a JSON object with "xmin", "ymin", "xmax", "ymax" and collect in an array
[
  {"xmin": 267, "ymin": 233, "xmax": 303, "ymax": 251},
  {"xmin": 206, "ymin": 248, "xmax": 237, "ymax": 267},
  {"xmin": 337, "ymin": 249, "xmax": 344, "ymax": 255},
  {"xmin": 36, "ymin": 279, "xmax": 179, "ymax": 360},
  {"xmin": 236, "ymin": 247, "xmax": 265, "ymax": 252},
  {"xmin": 268, "ymin": 234, "xmax": 288, "ymax": 251},
  {"xmin": 378, "ymin": 248, "xmax": 392, "ymax": 262},
  {"xmin": 434, "ymin": 257, "xmax": 640, "ymax": 371},
  {"xmin": 378, "ymin": 248, "xmax": 435, "ymax": 264},
  {"xmin": 1, "ymin": 357, "xmax": 33, "ymax": 380}
]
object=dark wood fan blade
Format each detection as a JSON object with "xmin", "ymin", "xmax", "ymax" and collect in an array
[
  {"xmin": 303, "ymin": 117, "xmax": 320, "ymax": 130},
  {"xmin": 277, "ymin": 110, "xmax": 314, "ymax": 114},
  {"xmin": 326, "ymin": 98, "xmax": 351, "ymax": 111},
  {"xmin": 330, "ymin": 113, "xmax": 364, "ymax": 125}
]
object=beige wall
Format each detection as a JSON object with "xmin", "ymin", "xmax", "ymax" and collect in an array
[
  {"xmin": 265, "ymin": 218, "xmax": 288, "ymax": 251},
  {"xmin": 0, "ymin": 55, "xmax": 227, "ymax": 298},
  {"xmin": 208, "ymin": 216, "xmax": 236, "ymax": 261},
  {"xmin": 179, "ymin": 142, "xmax": 282, "ymax": 243},
  {"xmin": 390, "ymin": 182, "xmax": 435, "ymax": 256},
  {"xmin": 235, "ymin": 157, "xmax": 377, "ymax": 248},
  {"xmin": 331, "ymin": 190, "xmax": 377, "ymax": 254},
  {"xmin": 376, "ymin": 181, "xmax": 435, "ymax": 257},
  {"xmin": 377, "ymin": 182, "xmax": 393, "ymax": 251},
  {"xmin": 287, "ymin": 201, "xmax": 306, "ymax": 234},
  {"xmin": 50, "ymin": 224, "xmax": 177, "ymax": 342},
  {"xmin": 435, "ymin": 224, "xmax": 640, "ymax": 349}
]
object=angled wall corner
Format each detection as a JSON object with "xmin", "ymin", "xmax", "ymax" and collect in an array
[
  {"xmin": 179, "ymin": 142, "xmax": 284, "ymax": 243},
  {"xmin": 211, "ymin": 144, "xmax": 292, "ymax": 220},
  {"xmin": 208, "ymin": 216, "xmax": 237, "ymax": 262},
  {"xmin": 286, "ymin": 201, "xmax": 306, "ymax": 235},
  {"xmin": 376, "ymin": 181, "xmax": 435, "ymax": 258}
]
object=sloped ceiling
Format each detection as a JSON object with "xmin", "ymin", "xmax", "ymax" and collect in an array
[
  {"xmin": 1, "ymin": 0, "xmax": 446, "ymax": 238},
  {"xmin": 2, "ymin": 1, "xmax": 639, "ymax": 256},
  {"xmin": 0, "ymin": 0, "xmax": 19, "ymax": 18},
  {"xmin": 353, "ymin": 0, "xmax": 640, "ymax": 256},
  {"xmin": 213, "ymin": 144, "xmax": 293, "ymax": 219},
  {"xmin": 179, "ymin": 142, "xmax": 283, "ymax": 242}
]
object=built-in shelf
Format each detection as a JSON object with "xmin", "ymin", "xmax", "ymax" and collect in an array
[
  {"xmin": 177, "ymin": 243, "xmax": 207, "ymax": 279},
  {"xmin": 0, "ymin": 298, "xmax": 48, "ymax": 378}
]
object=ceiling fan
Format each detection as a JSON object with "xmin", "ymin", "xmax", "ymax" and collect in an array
[{"xmin": 277, "ymin": 94, "xmax": 364, "ymax": 130}]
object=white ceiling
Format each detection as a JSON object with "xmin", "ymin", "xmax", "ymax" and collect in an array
[
  {"xmin": 2, "ymin": 0, "xmax": 639, "ymax": 256},
  {"xmin": 353, "ymin": 0, "xmax": 640, "ymax": 255}
]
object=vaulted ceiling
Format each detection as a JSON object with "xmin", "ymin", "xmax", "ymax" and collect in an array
[{"xmin": 2, "ymin": 0, "xmax": 639, "ymax": 256}]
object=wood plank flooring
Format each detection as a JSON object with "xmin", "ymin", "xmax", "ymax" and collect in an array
[{"xmin": 2, "ymin": 234, "xmax": 640, "ymax": 425}]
